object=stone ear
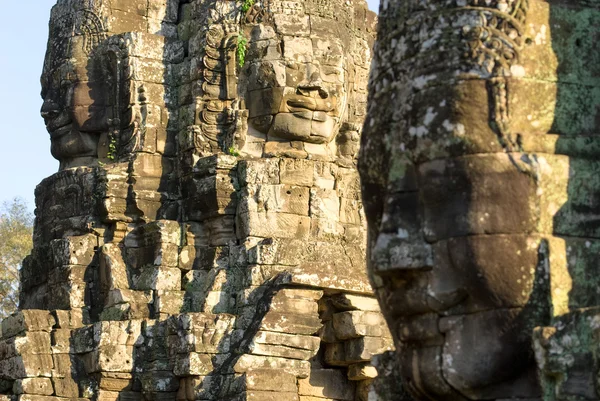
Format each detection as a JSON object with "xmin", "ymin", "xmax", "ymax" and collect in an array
[{"xmin": 94, "ymin": 36, "xmax": 138, "ymax": 160}]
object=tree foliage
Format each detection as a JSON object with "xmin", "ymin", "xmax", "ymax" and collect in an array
[{"xmin": 0, "ymin": 198, "xmax": 33, "ymax": 319}]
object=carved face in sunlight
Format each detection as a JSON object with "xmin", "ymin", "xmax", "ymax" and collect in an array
[
  {"xmin": 241, "ymin": 12, "xmax": 350, "ymax": 148},
  {"xmin": 40, "ymin": 8, "xmax": 108, "ymax": 169}
]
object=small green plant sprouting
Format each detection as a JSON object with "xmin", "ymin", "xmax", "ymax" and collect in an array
[
  {"xmin": 236, "ymin": 33, "xmax": 248, "ymax": 68},
  {"xmin": 107, "ymin": 134, "xmax": 117, "ymax": 161},
  {"xmin": 240, "ymin": 0, "xmax": 255, "ymax": 12},
  {"xmin": 228, "ymin": 146, "xmax": 240, "ymax": 157}
]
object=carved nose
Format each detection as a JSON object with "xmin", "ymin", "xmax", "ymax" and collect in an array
[
  {"xmin": 298, "ymin": 65, "xmax": 327, "ymax": 97},
  {"xmin": 40, "ymin": 99, "xmax": 59, "ymax": 121}
]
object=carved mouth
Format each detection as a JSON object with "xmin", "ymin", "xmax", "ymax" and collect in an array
[
  {"xmin": 48, "ymin": 123, "xmax": 73, "ymax": 140},
  {"xmin": 45, "ymin": 112, "xmax": 72, "ymax": 133},
  {"xmin": 288, "ymin": 110, "xmax": 329, "ymax": 123},
  {"xmin": 286, "ymin": 95, "xmax": 334, "ymax": 112}
]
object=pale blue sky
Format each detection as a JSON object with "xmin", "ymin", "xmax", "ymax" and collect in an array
[{"xmin": 0, "ymin": 0, "xmax": 379, "ymax": 212}]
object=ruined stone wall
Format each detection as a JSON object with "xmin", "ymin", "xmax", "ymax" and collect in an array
[{"xmin": 0, "ymin": 1, "xmax": 397, "ymax": 401}]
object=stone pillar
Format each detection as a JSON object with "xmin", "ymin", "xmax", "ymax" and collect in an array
[{"xmin": 360, "ymin": 0, "xmax": 600, "ymax": 399}]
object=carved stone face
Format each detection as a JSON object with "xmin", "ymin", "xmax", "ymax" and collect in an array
[
  {"xmin": 242, "ymin": 12, "xmax": 349, "ymax": 148},
  {"xmin": 359, "ymin": 0, "xmax": 571, "ymax": 398},
  {"xmin": 41, "ymin": 8, "xmax": 108, "ymax": 169}
]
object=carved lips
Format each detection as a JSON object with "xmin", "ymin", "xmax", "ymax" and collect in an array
[{"xmin": 285, "ymin": 94, "xmax": 334, "ymax": 113}]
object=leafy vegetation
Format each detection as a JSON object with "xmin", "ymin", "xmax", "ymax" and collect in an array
[
  {"xmin": 241, "ymin": 0, "xmax": 255, "ymax": 13},
  {"xmin": 0, "ymin": 198, "xmax": 33, "ymax": 318},
  {"xmin": 107, "ymin": 134, "xmax": 117, "ymax": 161},
  {"xmin": 237, "ymin": 33, "xmax": 248, "ymax": 67}
]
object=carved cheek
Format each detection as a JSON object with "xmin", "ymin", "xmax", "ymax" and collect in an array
[
  {"xmin": 70, "ymin": 81, "xmax": 108, "ymax": 130},
  {"xmin": 72, "ymin": 105, "xmax": 107, "ymax": 131}
]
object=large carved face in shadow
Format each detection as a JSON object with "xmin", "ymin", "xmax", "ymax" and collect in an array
[
  {"xmin": 239, "ymin": 3, "xmax": 370, "ymax": 157},
  {"xmin": 41, "ymin": 7, "xmax": 109, "ymax": 169},
  {"xmin": 358, "ymin": 0, "xmax": 573, "ymax": 398}
]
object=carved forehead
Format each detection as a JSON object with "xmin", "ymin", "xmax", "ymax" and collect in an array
[{"xmin": 43, "ymin": 1, "xmax": 107, "ymax": 76}]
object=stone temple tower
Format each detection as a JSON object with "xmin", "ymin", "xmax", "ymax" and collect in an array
[{"xmin": 0, "ymin": 1, "xmax": 403, "ymax": 401}]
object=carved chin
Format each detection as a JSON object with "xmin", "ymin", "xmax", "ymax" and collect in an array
[
  {"xmin": 269, "ymin": 112, "xmax": 337, "ymax": 144},
  {"xmin": 50, "ymin": 129, "xmax": 99, "ymax": 162}
]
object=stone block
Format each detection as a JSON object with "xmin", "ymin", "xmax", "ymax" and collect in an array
[
  {"xmin": 370, "ymin": 352, "xmax": 411, "ymax": 400},
  {"xmin": 319, "ymin": 321, "xmax": 337, "ymax": 344},
  {"xmin": 309, "ymin": 188, "xmax": 340, "ymax": 219},
  {"xmin": 344, "ymin": 337, "xmax": 393, "ymax": 363},
  {"xmin": 252, "ymin": 331, "xmax": 320, "ymax": 352},
  {"xmin": 298, "ymin": 369, "xmax": 354, "ymax": 400},
  {"xmin": 355, "ymin": 379, "xmax": 372, "ymax": 401},
  {"xmin": 324, "ymin": 343, "xmax": 348, "ymax": 367},
  {"xmin": 332, "ymin": 311, "xmax": 389, "ymax": 340},
  {"xmin": 155, "ymin": 291, "xmax": 185, "ymax": 315},
  {"xmin": 48, "ymin": 265, "xmax": 87, "ymax": 286},
  {"xmin": 269, "ymin": 295, "xmax": 318, "ymax": 315},
  {"xmin": 13, "ymin": 378, "xmax": 54, "ymax": 395},
  {"xmin": 51, "ymin": 354, "xmax": 72, "ymax": 378},
  {"xmin": 181, "ymin": 375, "xmax": 234, "ymax": 401},
  {"xmin": 124, "ymin": 220, "xmax": 182, "ymax": 248},
  {"xmin": 309, "ymin": 217, "xmax": 344, "ymax": 240},
  {"xmin": 51, "ymin": 377, "xmax": 79, "ymax": 398},
  {"xmin": 238, "ymin": 159, "xmax": 280, "ymax": 186},
  {"xmin": 179, "ymin": 246, "xmax": 229, "ymax": 271},
  {"xmin": 51, "ymin": 234, "xmax": 97, "ymax": 267},
  {"xmin": 130, "ymin": 265, "xmax": 181, "ymax": 291},
  {"xmin": 173, "ymin": 353, "xmax": 214, "ymax": 376},
  {"xmin": 126, "ymin": 243, "xmax": 180, "ymax": 269},
  {"xmin": 96, "ymin": 390, "xmax": 120, "ymax": 401},
  {"xmin": 182, "ymin": 177, "xmax": 238, "ymax": 221},
  {"xmin": 246, "ymin": 391, "xmax": 299, "ymax": 401},
  {"xmin": 249, "ymin": 342, "xmax": 315, "ymax": 360},
  {"xmin": 248, "ymin": 238, "xmax": 325, "ymax": 266},
  {"xmin": 234, "ymin": 355, "xmax": 310, "ymax": 378},
  {"xmin": 82, "ymin": 345, "xmax": 134, "ymax": 373},
  {"xmin": 279, "ymin": 159, "xmax": 314, "ymax": 187},
  {"xmin": 206, "ymin": 216, "xmax": 237, "ymax": 246},
  {"xmin": 240, "ymin": 184, "xmax": 310, "ymax": 216},
  {"xmin": 50, "ymin": 329, "xmax": 72, "ymax": 354},
  {"xmin": 274, "ymin": 13, "xmax": 310, "ymax": 36},
  {"xmin": 51, "ymin": 310, "xmax": 83, "ymax": 330},
  {"xmin": 339, "ymin": 198, "xmax": 362, "ymax": 225},
  {"xmin": 2, "ymin": 311, "xmax": 54, "ymax": 339},
  {"xmin": 348, "ymin": 363, "xmax": 378, "ymax": 380},
  {"xmin": 236, "ymin": 211, "xmax": 310, "ymax": 240},
  {"xmin": 335, "ymin": 168, "xmax": 361, "ymax": 200},
  {"xmin": 141, "ymin": 371, "xmax": 179, "ymax": 392},
  {"xmin": 243, "ymin": 369, "xmax": 297, "ymax": 392},
  {"xmin": 72, "ymin": 321, "xmax": 142, "ymax": 353},
  {"xmin": 105, "ymin": 289, "xmax": 153, "ymax": 308},
  {"xmin": 18, "ymin": 396, "xmax": 67, "ymax": 401},
  {"xmin": 258, "ymin": 311, "xmax": 322, "ymax": 335},
  {"xmin": 0, "ymin": 332, "xmax": 52, "ymax": 359},
  {"xmin": 329, "ymin": 294, "xmax": 380, "ymax": 312},
  {"xmin": 0, "ymin": 354, "xmax": 53, "ymax": 379}
]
